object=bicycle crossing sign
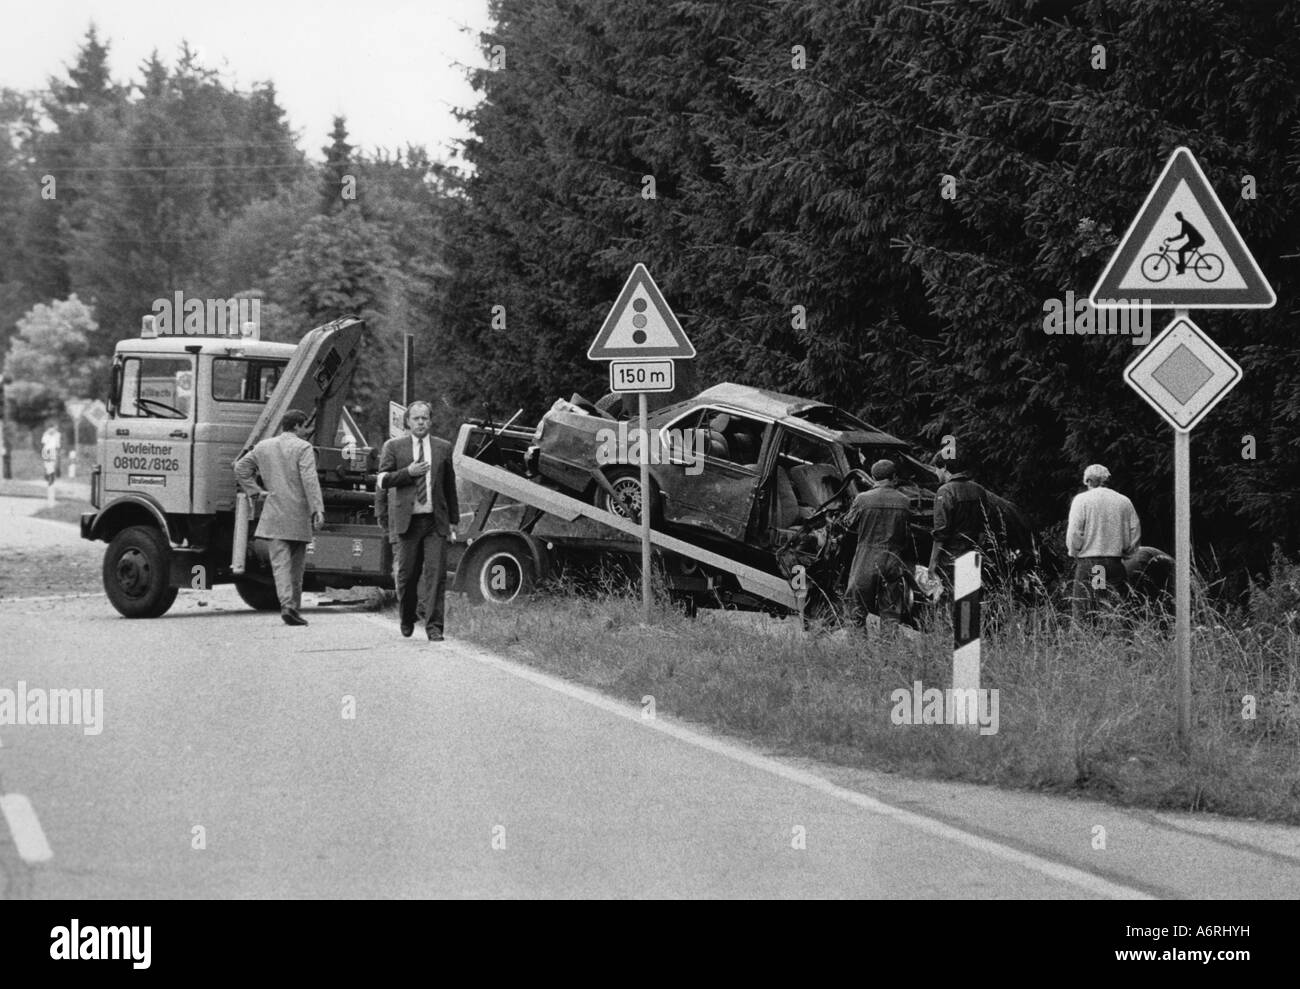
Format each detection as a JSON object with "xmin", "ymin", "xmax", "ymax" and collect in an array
[
  {"xmin": 1089, "ymin": 147, "xmax": 1275, "ymax": 310},
  {"xmin": 1124, "ymin": 315, "xmax": 1242, "ymax": 432}
]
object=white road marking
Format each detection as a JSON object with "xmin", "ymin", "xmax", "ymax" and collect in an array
[
  {"xmin": 354, "ymin": 612, "xmax": 1155, "ymax": 900},
  {"xmin": 0, "ymin": 793, "xmax": 54, "ymax": 863}
]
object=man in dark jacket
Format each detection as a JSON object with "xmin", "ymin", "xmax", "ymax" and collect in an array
[
  {"xmin": 927, "ymin": 454, "xmax": 992, "ymax": 590},
  {"xmin": 377, "ymin": 401, "xmax": 459, "ymax": 642},
  {"xmin": 842, "ymin": 459, "xmax": 915, "ymax": 629}
]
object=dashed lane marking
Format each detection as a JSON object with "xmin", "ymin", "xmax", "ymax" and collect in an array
[{"xmin": 0, "ymin": 793, "xmax": 54, "ymax": 864}]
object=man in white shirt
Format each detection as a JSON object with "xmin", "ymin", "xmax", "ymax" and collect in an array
[
  {"xmin": 1066, "ymin": 463, "xmax": 1141, "ymax": 624},
  {"xmin": 376, "ymin": 401, "xmax": 459, "ymax": 642}
]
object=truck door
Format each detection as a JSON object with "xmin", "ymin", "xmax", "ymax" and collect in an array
[
  {"xmin": 101, "ymin": 353, "xmax": 195, "ymax": 514},
  {"xmin": 654, "ymin": 406, "xmax": 769, "ymax": 542}
]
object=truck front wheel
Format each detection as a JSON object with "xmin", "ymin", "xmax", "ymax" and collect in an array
[{"xmin": 103, "ymin": 525, "xmax": 178, "ymax": 618}]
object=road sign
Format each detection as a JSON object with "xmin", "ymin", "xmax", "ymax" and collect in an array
[
  {"xmin": 587, "ymin": 264, "xmax": 695, "ymax": 360},
  {"xmin": 83, "ymin": 400, "xmax": 108, "ymax": 429},
  {"xmin": 1124, "ymin": 315, "xmax": 1242, "ymax": 432},
  {"xmin": 1090, "ymin": 147, "xmax": 1275, "ymax": 309},
  {"xmin": 388, "ymin": 401, "xmax": 407, "ymax": 440},
  {"xmin": 609, "ymin": 359, "xmax": 675, "ymax": 394}
]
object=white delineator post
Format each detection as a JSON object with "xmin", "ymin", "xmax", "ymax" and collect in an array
[{"xmin": 953, "ymin": 551, "xmax": 981, "ymax": 709}]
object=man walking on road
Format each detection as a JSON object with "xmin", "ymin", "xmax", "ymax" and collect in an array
[
  {"xmin": 1066, "ymin": 463, "xmax": 1141, "ymax": 624},
  {"xmin": 377, "ymin": 401, "xmax": 458, "ymax": 642},
  {"xmin": 842, "ymin": 459, "xmax": 916, "ymax": 630},
  {"xmin": 234, "ymin": 409, "xmax": 324, "ymax": 627}
]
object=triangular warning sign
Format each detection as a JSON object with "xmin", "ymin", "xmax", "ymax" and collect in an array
[
  {"xmin": 1089, "ymin": 147, "xmax": 1275, "ymax": 310},
  {"xmin": 588, "ymin": 264, "xmax": 695, "ymax": 360}
]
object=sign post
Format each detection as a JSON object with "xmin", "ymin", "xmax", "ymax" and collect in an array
[
  {"xmin": 1091, "ymin": 147, "xmax": 1272, "ymax": 749},
  {"xmin": 589, "ymin": 264, "xmax": 695, "ymax": 624}
]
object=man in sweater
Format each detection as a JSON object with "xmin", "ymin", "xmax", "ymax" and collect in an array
[{"xmin": 1066, "ymin": 463, "xmax": 1141, "ymax": 624}]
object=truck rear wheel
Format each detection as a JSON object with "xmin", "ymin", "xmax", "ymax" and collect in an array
[
  {"xmin": 461, "ymin": 537, "xmax": 537, "ymax": 605},
  {"xmin": 235, "ymin": 579, "xmax": 281, "ymax": 611},
  {"xmin": 103, "ymin": 525, "xmax": 178, "ymax": 618}
]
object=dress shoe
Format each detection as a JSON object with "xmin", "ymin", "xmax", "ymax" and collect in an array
[
  {"xmin": 281, "ymin": 608, "xmax": 309, "ymax": 626},
  {"xmin": 400, "ymin": 623, "xmax": 414, "ymax": 638},
  {"xmin": 427, "ymin": 630, "xmax": 444, "ymax": 642}
]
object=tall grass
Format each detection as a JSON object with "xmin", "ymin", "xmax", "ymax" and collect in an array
[{"xmin": 447, "ymin": 555, "xmax": 1300, "ymax": 822}]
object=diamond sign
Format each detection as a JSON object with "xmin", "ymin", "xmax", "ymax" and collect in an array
[{"xmin": 1124, "ymin": 315, "xmax": 1242, "ymax": 432}]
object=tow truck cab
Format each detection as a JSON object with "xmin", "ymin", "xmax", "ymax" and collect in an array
[{"xmin": 82, "ymin": 314, "xmax": 393, "ymax": 618}]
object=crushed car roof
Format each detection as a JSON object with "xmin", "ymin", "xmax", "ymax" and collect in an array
[{"xmin": 692, "ymin": 383, "xmax": 908, "ymax": 446}]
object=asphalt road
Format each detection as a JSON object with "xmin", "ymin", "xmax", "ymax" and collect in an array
[{"xmin": 2, "ymin": 495, "xmax": 1298, "ymax": 898}]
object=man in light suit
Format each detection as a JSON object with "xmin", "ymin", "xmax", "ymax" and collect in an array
[
  {"xmin": 377, "ymin": 400, "xmax": 458, "ymax": 641},
  {"xmin": 234, "ymin": 409, "xmax": 324, "ymax": 626}
]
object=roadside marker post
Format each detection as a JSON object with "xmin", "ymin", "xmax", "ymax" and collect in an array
[
  {"xmin": 589, "ymin": 264, "xmax": 695, "ymax": 624},
  {"xmin": 1091, "ymin": 147, "xmax": 1273, "ymax": 749},
  {"xmin": 953, "ymin": 551, "xmax": 981, "ymax": 731}
]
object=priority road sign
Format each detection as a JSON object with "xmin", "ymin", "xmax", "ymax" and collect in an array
[
  {"xmin": 609, "ymin": 359, "xmax": 675, "ymax": 394},
  {"xmin": 587, "ymin": 264, "xmax": 695, "ymax": 360},
  {"xmin": 1090, "ymin": 147, "xmax": 1275, "ymax": 310},
  {"xmin": 1124, "ymin": 315, "xmax": 1242, "ymax": 432}
]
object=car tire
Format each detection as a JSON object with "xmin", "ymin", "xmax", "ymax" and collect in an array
[
  {"xmin": 235, "ymin": 578, "xmax": 281, "ymax": 611},
  {"xmin": 593, "ymin": 467, "xmax": 661, "ymax": 525},
  {"xmin": 103, "ymin": 525, "xmax": 178, "ymax": 618},
  {"xmin": 461, "ymin": 537, "xmax": 538, "ymax": 605}
]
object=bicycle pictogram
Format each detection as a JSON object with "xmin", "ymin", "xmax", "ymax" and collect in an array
[{"xmin": 1140, "ymin": 242, "xmax": 1224, "ymax": 283}]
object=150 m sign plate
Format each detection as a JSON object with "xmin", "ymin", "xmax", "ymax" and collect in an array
[{"xmin": 609, "ymin": 359, "xmax": 675, "ymax": 393}]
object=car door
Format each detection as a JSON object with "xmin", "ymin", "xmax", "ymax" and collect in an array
[{"xmin": 653, "ymin": 406, "xmax": 770, "ymax": 542}]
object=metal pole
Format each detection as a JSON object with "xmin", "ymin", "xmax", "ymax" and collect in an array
[
  {"xmin": 640, "ymin": 391, "xmax": 651, "ymax": 624},
  {"xmin": 1172, "ymin": 306, "xmax": 1192, "ymax": 750},
  {"xmin": 402, "ymin": 334, "xmax": 415, "ymax": 407},
  {"xmin": 1174, "ymin": 426, "xmax": 1192, "ymax": 748}
]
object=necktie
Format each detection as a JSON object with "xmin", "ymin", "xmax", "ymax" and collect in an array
[{"xmin": 415, "ymin": 440, "xmax": 428, "ymax": 506}]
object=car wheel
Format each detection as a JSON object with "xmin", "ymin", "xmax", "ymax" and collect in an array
[
  {"xmin": 235, "ymin": 578, "xmax": 281, "ymax": 611},
  {"xmin": 461, "ymin": 537, "xmax": 537, "ymax": 605},
  {"xmin": 103, "ymin": 525, "xmax": 178, "ymax": 618},
  {"xmin": 594, "ymin": 468, "xmax": 660, "ymax": 525}
]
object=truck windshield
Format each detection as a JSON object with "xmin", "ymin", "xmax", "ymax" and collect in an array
[
  {"xmin": 213, "ymin": 358, "xmax": 286, "ymax": 403},
  {"xmin": 119, "ymin": 357, "xmax": 194, "ymax": 419}
]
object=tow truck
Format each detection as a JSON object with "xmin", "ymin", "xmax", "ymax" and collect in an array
[
  {"xmin": 80, "ymin": 312, "xmax": 803, "ymax": 622},
  {"xmin": 82, "ymin": 315, "xmax": 394, "ymax": 617}
]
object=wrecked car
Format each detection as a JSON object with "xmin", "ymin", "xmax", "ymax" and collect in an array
[{"xmin": 521, "ymin": 382, "xmax": 1035, "ymax": 619}]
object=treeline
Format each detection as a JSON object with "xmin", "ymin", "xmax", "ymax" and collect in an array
[
  {"xmin": 0, "ymin": 28, "xmax": 455, "ymax": 442},
  {"xmin": 439, "ymin": 0, "xmax": 1300, "ymax": 590}
]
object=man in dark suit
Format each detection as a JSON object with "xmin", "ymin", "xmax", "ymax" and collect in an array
[{"xmin": 377, "ymin": 401, "xmax": 458, "ymax": 641}]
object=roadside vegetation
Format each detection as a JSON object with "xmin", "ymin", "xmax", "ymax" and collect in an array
[{"xmin": 449, "ymin": 559, "xmax": 1300, "ymax": 824}]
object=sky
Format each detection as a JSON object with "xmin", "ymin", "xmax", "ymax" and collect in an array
[{"xmin": 1, "ymin": 0, "xmax": 494, "ymax": 163}]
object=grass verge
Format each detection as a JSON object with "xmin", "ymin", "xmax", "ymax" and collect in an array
[{"xmin": 447, "ymin": 568, "xmax": 1300, "ymax": 823}]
